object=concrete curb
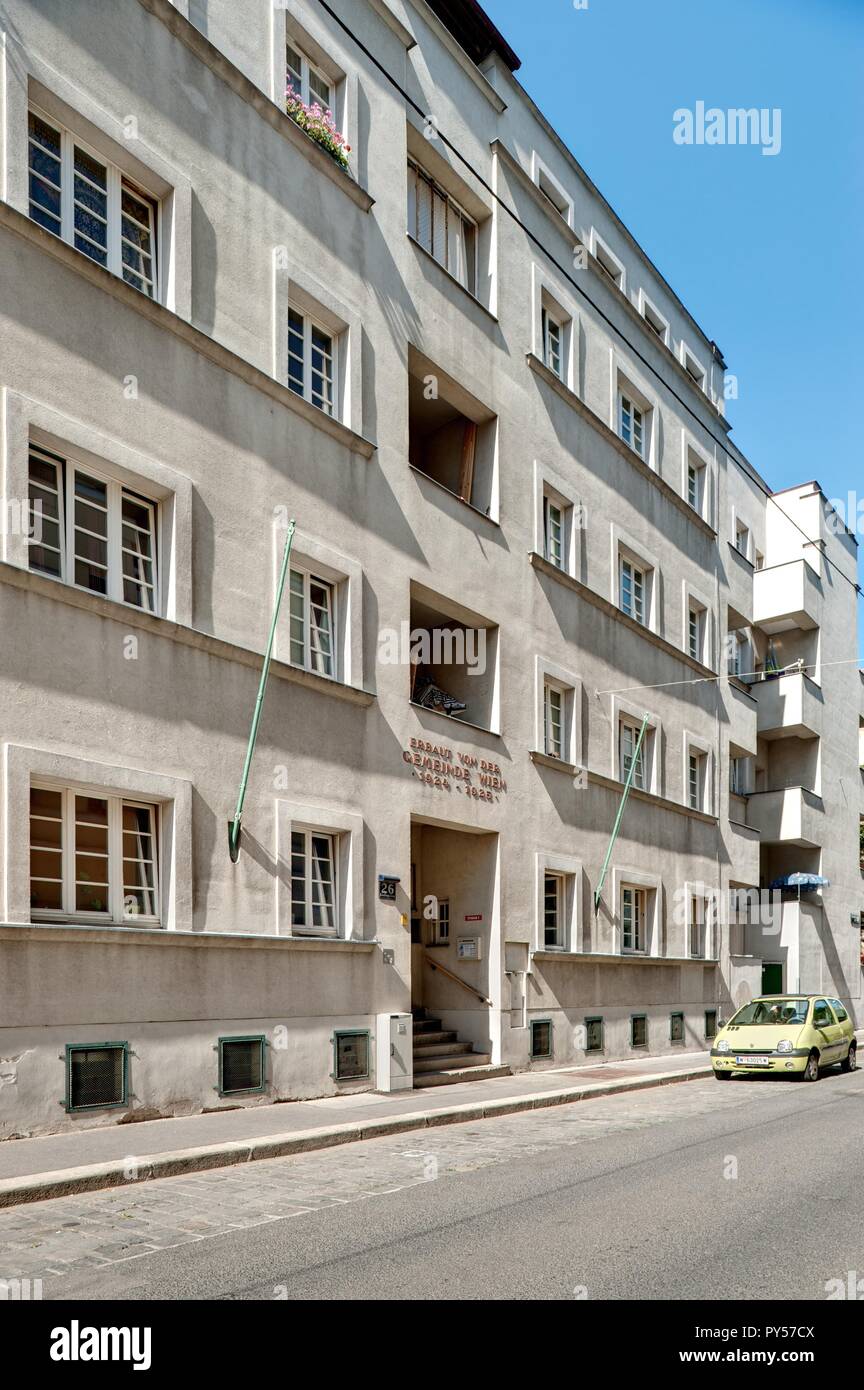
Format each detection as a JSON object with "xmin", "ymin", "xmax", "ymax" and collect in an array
[{"xmin": 0, "ymin": 1065, "xmax": 711, "ymax": 1209}]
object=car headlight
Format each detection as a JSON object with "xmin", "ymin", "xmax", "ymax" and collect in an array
[
  {"xmin": 776, "ymin": 1039, "xmax": 793, "ymax": 1053},
  {"xmin": 716, "ymin": 1039, "xmax": 730, "ymax": 1053}
]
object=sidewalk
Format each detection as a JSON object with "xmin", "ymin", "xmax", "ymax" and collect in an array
[{"xmin": 0, "ymin": 1051, "xmax": 710, "ymax": 1208}]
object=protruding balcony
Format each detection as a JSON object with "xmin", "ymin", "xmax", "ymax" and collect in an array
[
  {"xmin": 753, "ymin": 671, "xmax": 823, "ymax": 740},
  {"xmin": 747, "ymin": 787, "xmax": 824, "ymax": 847},
  {"xmin": 753, "ymin": 559, "xmax": 822, "ymax": 634}
]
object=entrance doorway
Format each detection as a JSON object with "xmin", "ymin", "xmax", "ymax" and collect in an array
[{"xmin": 761, "ymin": 962, "xmax": 783, "ymax": 995}]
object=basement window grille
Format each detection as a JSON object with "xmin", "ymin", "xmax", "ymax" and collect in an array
[
  {"xmin": 219, "ymin": 1037, "xmax": 266, "ymax": 1095},
  {"xmin": 530, "ymin": 1019, "xmax": 553, "ymax": 1059},
  {"xmin": 631, "ymin": 1014, "xmax": 648, "ymax": 1049},
  {"xmin": 670, "ymin": 1012, "xmax": 685, "ymax": 1044},
  {"xmin": 65, "ymin": 1042, "xmax": 128, "ymax": 1111},
  {"xmin": 704, "ymin": 1010, "xmax": 718, "ymax": 1040},
  {"xmin": 333, "ymin": 1030, "xmax": 369, "ymax": 1080},
  {"xmin": 585, "ymin": 1017, "xmax": 603, "ymax": 1052}
]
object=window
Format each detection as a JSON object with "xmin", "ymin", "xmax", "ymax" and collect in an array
[
  {"xmin": 830, "ymin": 998, "xmax": 849, "ymax": 1023},
  {"xmin": 408, "ymin": 159, "xmax": 476, "ymax": 292},
  {"xmin": 30, "ymin": 786, "xmax": 158, "ymax": 923},
  {"xmin": 688, "ymin": 602, "xmax": 706, "ymax": 662},
  {"xmin": 622, "ymin": 886, "xmax": 646, "ymax": 952},
  {"xmin": 544, "ymin": 682, "xmax": 564, "ymax": 759},
  {"xmin": 619, "ymin": 721, "xmax": 647, "ymax": 791},
  {"xmin": 688, "ymin": 750, "xmax": 707, "ymax": 812},
  {"xmin": 670, "ymin": 1012, "xmax": 685, "ymax": 1043},
  {"xmin": 687, "ymin": 457, "xmax": 706, "ymax": 513},
  {"xmin": 620, "ymin": 557, "xmax": 646, "ymax": 625},
  {"xmin": 534, "ymin": 159, "xmax": 571, "ymax": 222},
  {"xmin": 585, "ymin": 1017, "xmax": 603, "ymax": 1053},
  {"xmin": 641, "ymin": 295, "xmax": 669, "ymax": 345},
  {"xmin": 631, "ymin": 1014, "xmax": 648, "ymax": 1048},
  {"xmin": 730, "ymin": 756, "xmax": 748, "ymax": 797},
  {"xmin": 334, "ymin": 1030, "xmax": 369, "ymax": 1080},
  {"xmin": 430, "ymin": 897, "xmax": 450, "ymax": 945},
  {"xmin": 286, "ymin": 40, "xmax": 333, "ymax": 110},
  {"xmin": 28, "ymin": 109, "xmax": 158, "ymax": 297},
  {"xmin": 288, "ymin": 307, "xmax": 335, "ymax": 416},
  {"xmin": 65, "ymin": 1042, "xmax": 128, "ymax": 1111},
  {"xmin": 219, "ymin": 1037, "xmax": 266, "ymax": 1095},
  {"xmin": 290, "ymin": 828, "xmax": 337, "ymax": 936},
  {"xmin": 735, "ymin": 522, "xmax": 751, "ymax": 560},
  {"xmin": 543, "ymin": 495, "xmax": 564, "ymax": 569},
  {"xmin": 680, "ymin": 343, "xmax": 706, "ymax": 390},
  {"xmin": 728, "ymin": 630, "xmax": 746, "ymax": 678},
  {"xmin": 542, "ymin": 306, "xmax": 564, "ymax": 379},
  {"xmin": 544, "ymin": 872, "xmax": 564, "ymax": 948},
  {"xmin": 619, "ymin": 394, "xmax": 645, "ymax": 458},
  {"xmin": 592, "ymin": 233, "xmax": 624, "ymax": 288},
  {"xmin": 530, "ymin": 1019, "xmax": 553, "ymax": 1059},
  {"xmin": 704, "ymin": 1010, "xmax": 718, "ymax": 1039},
  {"xmin": 689, "ymin": 895, "xmax": 708, "ymax": 957},
  {"xmin": 28, "ymin": 442, "xmax": 158, "ymax": 611},
  {"xmin": 289, "ymin": 569, "xmax": 335, "ymax": 677}
]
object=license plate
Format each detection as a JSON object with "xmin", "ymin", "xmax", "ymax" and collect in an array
[{"xmin": 736, "ymin": 1055, "xmax": 771, "ymax": 1066}]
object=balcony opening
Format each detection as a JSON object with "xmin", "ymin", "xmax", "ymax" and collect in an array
[
  {"xmin": 409, "ymin": 584, "xmax": 498, "ymax": 732},
  {"xmin": 408, "ymin": 352, "xmax": 497, "ymax": 518}
]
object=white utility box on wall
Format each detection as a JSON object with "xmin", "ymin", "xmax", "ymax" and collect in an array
[{"xmin": 376, "ymin": 1012, "xmax": 413, "ymax": 1092}]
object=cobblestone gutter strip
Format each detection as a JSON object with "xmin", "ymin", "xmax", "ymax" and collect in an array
[{"xmin": 0, "ymin": 1066, "xmax": 711, "ymax": 1210}]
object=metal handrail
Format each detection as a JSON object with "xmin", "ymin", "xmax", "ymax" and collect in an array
[{"xmin": 423, "ymin": 953, "xmax": 491, "ymax": 1005}]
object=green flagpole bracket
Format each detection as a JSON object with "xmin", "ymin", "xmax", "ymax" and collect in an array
[
  {"xmin": 228, "ymin": 518, "xmax": 296, "ymax": 863},
  {"xmin": 593, "ymin": 711, "xmax": 649, "ymax": 913}
]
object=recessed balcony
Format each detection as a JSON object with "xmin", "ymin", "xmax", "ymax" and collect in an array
[
  {"xmin": 753, "ymin": 559, "xmax": 822, "ymax": 634},
  {"xmin": 747, "ymin": 787, "xmax": 824, "ymax": 847},
  {"xmin": 752, "ymin": 672, "xmax": 823, "ymax": 740}
]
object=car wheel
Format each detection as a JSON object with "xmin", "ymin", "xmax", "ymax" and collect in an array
[
  {"xmin": 714, "ymin": 1069, "xmax": 732, "ymax": 1081},
  {"xmin": 841, "ymin": 1042, "xmax": 857, "ymax": 1074},
  {"xmin": 799, "ymin": 1050, "xmax": 820, "ymax": 1082}
]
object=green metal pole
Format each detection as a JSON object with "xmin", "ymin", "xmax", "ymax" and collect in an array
[
  {"xmin": 593, "ymin": 711, "xmax": 649, "ymax": 912},
  {"xmin": 229, "ymin": 519, "xmax": 296, "ymax": 862}
]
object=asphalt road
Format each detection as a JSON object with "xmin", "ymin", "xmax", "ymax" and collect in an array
[{"xmin": 5, "ymin": 1066, "xmax": 863, "ymax": 1301}]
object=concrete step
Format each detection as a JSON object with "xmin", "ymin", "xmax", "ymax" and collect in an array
[
  {"xmin": 413, "ymin": 1050, "xmax": 492, "ymax": 1073},
  {"xmin": 412, "ymin": 1030, "xmax": 458, "ymax": 1047},
  {"xmin": 414, "ymin": 1063, "xmax": 512, "ymax": 1088},
  {"xmin": 412, "ymin": 1019, "xmax": 444, "ymax": 1035},
  {"xmin": 413, "ymin": 1040, "xmax": 473, "ymax": 1060}
]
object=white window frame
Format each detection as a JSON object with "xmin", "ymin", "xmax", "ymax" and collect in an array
[
  {"xmin": 619, "ymin": 719, "xmax": 648, "ymax": 791},
  {"xmin": 619, "ymin": 392, "xmax": 646, "ymax": 459},
  {"xmin": 612, "ymin": 527, "xmax": 660, "ymax": 634},
  {"xmin": 430, "ymin": 896, "xmax": 450, "ymax": 945},
  {"xmin": 619, "ymin": 554, "xmax": 647, "ymax": 625},
  {"xmin": 684, "ymin": 883, "xmax": 717, "ymax": 960},
  {"xmin": 27, "ymin": 105, "xmax": 159, "ymax": 299},
  {"xmin": 533, "ymin": 461, "xmax": 581, "ymax": 581},
  {"xmin": 683, "ymin": 733, "xmax": 713, "ymax": 814},
  {"xmin": 288, "ymin": 305, "xmax": 337, "ymax": 416},
  {"xmin": 612, "ymin": 699, "xmax": 661, "ymax": 795},
  {"xmin": 289, "ymin": 567, "xmax": 337, "ymax": 678},
  {"xmin": 679, "ymin": 340, "xmax": 707, "ymax": 392},
  {"xmin": 543, "ymin": 680, "xmax": 565, "ymax": 759},
  {"xmin": 29, "ymin": 783, "xmax": 160, "ymax": 926},
  {"xmin": 286, "ymin": 39, "xmax": 334, "ymax": 112},
  {"xmin": 535, "ymin": 658, "xmax": 582, "ymax": 768},
  {"xmin": 542, "ymin": 305, "xmax": 564, "ymax": 380},
  {"xmin": 543, "ymin": 493, "xmax": 565, "ymax": 569},
  {"xmin": 535, "ymin": 852, "xmax": 582, "ymax": 954},
  {"xmin": 735, "ymin": 521, "xmax": 751, "ymax": 560},
  {"xmin": 407, "ymin": 157, "xmax": 477, "ymax": 294},
  {"xmin": 638, "ymin": 290, "xmax": 670, "ymax": 346},
  {"xmin": 590, "ymin": 229, "xmax": 625, "ymax": 290},
  {"xmin": 543, "ymin": 871, "xmax": 565, "ymax": 949},
  {"xmin": 289, "ymin": 826, "xmax": 338, "ymax": 937},
  {"xmin": 277, "ymin": 800, "xmax": 363, "ymax": 940},
  {"xmin": 730, "ymin": 755, "xmax": 750, "ymax": 797},
  {"xmin": 531, "ymin": 153, "xmax": 573, "ymax": 226},
  {"xmin": 621, "ymin": 885, "xmax": 647, "ymax": 954},
  {"xmin": 688, "ymin": 602, "xmax": 705, "ymax": 662},
  {"xmin": 28, "ymin": 441, "xmax": 159, "ymax": 613}
]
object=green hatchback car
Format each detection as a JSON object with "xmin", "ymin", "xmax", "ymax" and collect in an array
[{"xmin": 711, "ymin": 994, "xmax": 857, "ymax": 1081}]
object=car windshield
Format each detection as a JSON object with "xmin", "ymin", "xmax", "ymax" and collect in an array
[{"xmin": 730, "ymin": 998, "xmax": 809, "ymax": 1026}]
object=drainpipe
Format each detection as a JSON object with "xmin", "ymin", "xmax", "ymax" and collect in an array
[{"xmin": 228, "ymin": 519, "xmax": 296, "ymax": 862}]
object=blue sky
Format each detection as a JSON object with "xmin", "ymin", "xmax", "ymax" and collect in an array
[{"xmin": 483, "ymin": 0, "xmax": 863, "ymax": 650}]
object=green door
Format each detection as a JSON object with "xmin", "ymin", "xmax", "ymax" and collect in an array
[{"xmin": 761, "ymin": 962, "xmax": 783, "ymax": 995}]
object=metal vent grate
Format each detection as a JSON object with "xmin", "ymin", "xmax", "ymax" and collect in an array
[
  {"xmin": 335, "ymin": 1032, "xmax": 368, "ymax": 1080},
  {"xmin": 530, "ymin": 1020, "xmax": 552, "ymax": 1059},
  {"xmin": 220, "ymin": 1038, "xmax": 264, "ymax": 1094},
  {"xmin": 68, "ymin": 1045, "xmax": 126, "ymax": 1109}
]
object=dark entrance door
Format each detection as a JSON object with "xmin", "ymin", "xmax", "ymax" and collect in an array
[{"xmin": 761, "ymin": 962, "xmax": 783, "ymax": 995}]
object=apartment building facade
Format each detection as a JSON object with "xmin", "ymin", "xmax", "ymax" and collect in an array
[{"xmin": 0, "ymin": 0, "xmax": 860, "ymax": 1137}]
